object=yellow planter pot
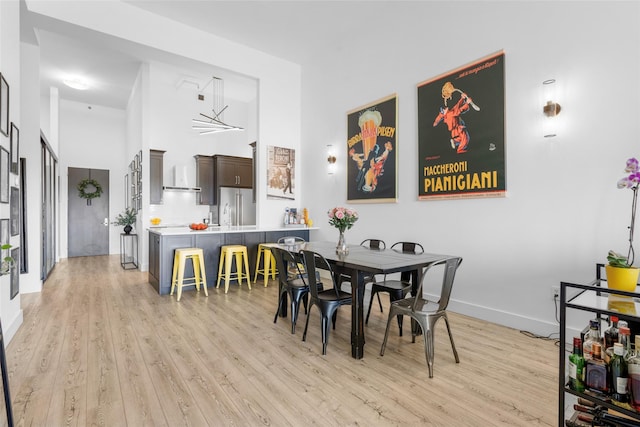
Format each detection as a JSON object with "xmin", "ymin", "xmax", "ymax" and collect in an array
[{"xmin": 605, "ymin": 265, "xmax": 640, "ymax": 292}]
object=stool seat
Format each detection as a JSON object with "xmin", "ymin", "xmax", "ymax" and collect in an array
[
  {"xmin": 171, "ymin": 247, "xmax": 208, "ymax": 301},
  {"xmin": 216, "ymin": 245, "xmax": 251, "ymax": 294},
  {"xmin": 254, "ymin": 243, "xmax": 277, "ymax": 287}
]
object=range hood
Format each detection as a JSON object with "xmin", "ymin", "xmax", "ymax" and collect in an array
[{"xmin": 163, "ymin": 165, "xmax": 201, "ymax": 192}]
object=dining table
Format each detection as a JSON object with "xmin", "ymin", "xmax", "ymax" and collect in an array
[{"xmin": 282, "ymin": 240, "xmax": 457, "ymax": 359}]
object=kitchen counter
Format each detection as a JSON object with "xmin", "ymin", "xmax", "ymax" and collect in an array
[
  {"xmin": 148, "ymin": 226, "xmax": 315, "ymax": 295},
  {"xmin": 148, "ymin": 224, "xmax": 312, "ymax": 236}
]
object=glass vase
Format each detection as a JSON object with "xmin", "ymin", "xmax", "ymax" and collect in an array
[{"xmin": 336, "ymin": 230, "xmax": 349, "ymax": 255}]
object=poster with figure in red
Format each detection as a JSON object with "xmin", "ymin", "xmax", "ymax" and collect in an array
[
  {"xmin": 346, "ymin": 94, "xmax": 397, "ymax": 203},
  {"xmin": 418, "ymin": 51, "xmax": 505, "ymax": 200}
]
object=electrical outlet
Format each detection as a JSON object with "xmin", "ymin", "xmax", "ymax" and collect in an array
[{"xmin": 551, "ymin": 286, "xmax": 560, "ymax": 299}]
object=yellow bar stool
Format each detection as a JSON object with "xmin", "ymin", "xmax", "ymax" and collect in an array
[
  {"xmin": 216, "ymin": 245, "xmax": 252, "ymax": 294},
  {"xmin": 170, "ymin": 247, "xmax": 209, "ymax": 301},
  {"xmin": 253, "ymin": 243, "xmax": 277, "ymax": 287}
]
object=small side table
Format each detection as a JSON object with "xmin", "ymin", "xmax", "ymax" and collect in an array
[{"xmin": 120, "ymin": 233, "xmax": 138, "ymax": 269}]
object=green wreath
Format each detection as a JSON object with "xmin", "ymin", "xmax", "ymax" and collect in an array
[{"xmin": 77, "ymin": 178, "xmax": 103, "ymax": 200}]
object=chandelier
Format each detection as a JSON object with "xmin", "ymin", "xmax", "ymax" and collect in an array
[{"xmin": 192, "ymin": 76, "xmax": 244, "ymax": 135}]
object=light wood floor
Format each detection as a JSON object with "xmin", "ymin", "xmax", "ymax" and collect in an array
[{"xmin": 3, "ymin": 255, "xmax": 558, "ymax": 426}]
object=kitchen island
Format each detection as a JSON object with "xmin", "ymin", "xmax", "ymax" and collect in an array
[{"xmin": 148, "ymin": 225, "xmax": 313, "ymax": 295}]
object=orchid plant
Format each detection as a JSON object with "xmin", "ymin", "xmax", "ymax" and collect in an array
[
  {"xmin": 327, "ymin": 207, "xmax": 359, "ymax": 233},
  {"xmin": 608, "ymin": 157, "xmax": 640, "ymax": 268}
]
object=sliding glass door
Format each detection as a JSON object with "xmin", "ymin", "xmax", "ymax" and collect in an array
[{"xmin": 41, "ymin": 136, "xmax": 57, "ymax": 281}]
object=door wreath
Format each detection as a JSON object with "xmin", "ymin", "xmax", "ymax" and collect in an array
[{"xmin": 77, "ymin": 178, "xmax": 103, "ymax": 205}]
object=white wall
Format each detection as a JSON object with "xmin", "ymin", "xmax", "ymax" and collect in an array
[
  {"xmin": 19, "ymin": 41, "xmax": 43, "ymax": 296},
  {"xmin": 299, "ymin": 1, "xmax": 640, "ymax": 336},
  {"xmin": 0, "ymin": 0, "xmax": 22, "ymax": 342},
  {"xmin": 58, "ymin": 100, "xmax": 127, "ymax": 257}
]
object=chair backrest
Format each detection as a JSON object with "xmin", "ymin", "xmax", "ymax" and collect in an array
[
  {"xmin": 301, "ymin": 250, "xmax": 337, "ymax": 299},
  {"xmin": 361, "ymin": 239, "xmax": 386, "ymax": 250},
  {"xmin": 278, "ymin": 236, "xmax": 307, "ymax": 252},
  {"xmin": 413, "ymin": 257, "xmax": 463, "ymax": 312},
  {"xmin": 271, "ymin": 246, "xmax": 306, "ymax": 285},
  {"xmin": 391, "ymin": 241, "xmax": 424, "ymax": 254}
]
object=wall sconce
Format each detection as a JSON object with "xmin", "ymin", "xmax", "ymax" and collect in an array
[
  {"xmin": 327, "ymin": 145, "xmax": 337, "ymax": 175},
  {"xmin": 542, "ymin": 79, "xmax": 561, "ymax": 138}
]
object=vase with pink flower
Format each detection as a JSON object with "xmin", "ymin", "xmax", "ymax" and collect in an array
[{"xmin": 327, "ymin": 206, "xmax": 359, "ymax": 255}]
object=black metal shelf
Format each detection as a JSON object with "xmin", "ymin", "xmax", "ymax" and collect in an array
[{"xmin": 558, "ymin": 264, "xmax": 640, "ymax": 426}]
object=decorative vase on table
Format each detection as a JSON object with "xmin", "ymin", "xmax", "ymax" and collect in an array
[
  {"xmin": 327, "ymin": 206, "xmax": 358, "ymax": 256},
  {"xmin": 336, "ymin": 230, "xmax": 348, "ymax": 255},
  {"xmin": 123, "ymin": 225, "xmax": 133, "ymax": 235}
]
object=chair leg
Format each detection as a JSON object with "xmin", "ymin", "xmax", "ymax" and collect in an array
[
  {"xmin": 423, "ymin": 329, "xmax": 435, "ymax": 378},
  {"xmin": 443, "ymin": 315, "xmax": 460, "ymax": 363},
  {"xmin": 274, "ymin": 292, "xmax": 285, "ymax": 324},
  {"xmin": 365, "ymin": 289, "xmax": 374, "ymax": 325},
  {"xmin": 376, "ymin": 292, "xmax": 383, "ymax": 312},
  {"xmin": 302, "ymin": 305, "xmax": 312, "ymax": 342},
  {"xmin": 379, "ymin": 308, "xmax": 395, "ymax": 356},
  {"xmin": 290, "ymin": 293, "xmax": 300, "ymax": 334},
  {"xmin": 321, "ymin": 314, "xmax": 331, "ymax": 355}
]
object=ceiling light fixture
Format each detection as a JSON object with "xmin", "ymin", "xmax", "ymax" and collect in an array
[
  {"xmin": 192, "ymin": 76, "xmax": 244, "ymax": 135},
  {"xmin": 63, "ymin": 77, "xmax": 90, "ymax": 90}
]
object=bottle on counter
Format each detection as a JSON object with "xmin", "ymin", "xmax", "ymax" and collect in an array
[
  {"xmin": 610, "ymin": 342, "xmax": 629, "ymax": 403},
  {"xmin": 568, "ymin": 336, "xmax": 586, "ymax": 392},
  {"xmin": 583, "ymin": 319, "xmax": 603, "ymax": 360},
  {"xmin": 585, "ymin": 342, "xmax": 609, "ymax": 394},
  {"xmin": 620, "ymin": 326, "xmax": 632, "ymax": 359}
]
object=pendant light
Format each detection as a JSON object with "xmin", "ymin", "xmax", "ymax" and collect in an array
[{"xmin": 192, "ymin": 76, "xmax": 244, "ymax": 135}]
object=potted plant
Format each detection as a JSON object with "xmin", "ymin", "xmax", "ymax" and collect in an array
[
  {"xmin": 0, "ymin": 244, "xmax": 13, "ymax": 275},
  {"xmin": 112, "ymin": 207, "xmax": 137, "ymax": 234},
  {"xmin": 606, "ymin": 157, "xmax": 640, "ymax": 291}
]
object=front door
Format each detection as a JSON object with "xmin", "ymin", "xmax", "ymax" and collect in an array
[{"xmin": 68, "ymin": 167, "xmax": 109, "ymax": 257}]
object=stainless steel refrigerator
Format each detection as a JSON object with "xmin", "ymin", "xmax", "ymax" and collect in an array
[{"xmin": 218, "ymin": 187, "xmax": 256, "ymax": 226}]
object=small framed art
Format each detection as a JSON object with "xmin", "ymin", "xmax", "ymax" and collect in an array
[
  {"xmin": 9, "ymin": 247, "xmax": 18, "ymax": 300},
  {"xmin": 9, "ymin": 123, "xmax": 18, "ymax": 174},
  {"xmin": 0, "ymin": 148, "xmax": 8, "ymax": 204},
  {"xmin": 10, "ymin": 187, "xmax": 18, "ymax": 236},
  {"xmin": 0, "ymin": 74, "xmax": 7, "ymax": 137}
]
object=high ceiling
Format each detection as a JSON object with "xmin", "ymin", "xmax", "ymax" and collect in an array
[{"xmin": 23, "ymin": 1, "xmax": 445, "ymax": 109}]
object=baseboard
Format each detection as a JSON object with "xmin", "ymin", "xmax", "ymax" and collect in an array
[
  {"xmin": 4, "ymin": 308, "xmax": 23, "ymax": 344},
  {"xmin": 447, "ymin": 298, "xmax": 560, "ymax": 337}
]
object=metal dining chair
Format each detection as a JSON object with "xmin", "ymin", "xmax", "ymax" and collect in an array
[
  {"xmin": 301, "ymin": 250, "xmax": 352, "ymax": 355},
  {"xmin": 366, "ymin": 241, "xmax": 424, "ymax": 336},
  {"xmin": 271, "ymin": 246, "xmax": 313, "ymax": 334},
  {"xmin": 380, "ymin": 257, "xmax": 463, "ymax": 377}
]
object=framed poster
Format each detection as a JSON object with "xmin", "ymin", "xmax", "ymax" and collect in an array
[
  {"xmin": 417, "ymin": 50, "xmax": 506, "ymax": 200},
  {"xmin": 10, "ymin": 187, "xmax": 18, "ymax": 236},
  {"xmin": 9, "ymin": 122, "xmax": 18, "ymax": 174},
  {"xmin": 0, "ymin": 74, "xmax": 7, "ymax": 137},
  {"xmin": 0, "ymin": 219, "xmax": 7, "ymax": 276},
  {"xmin": 9, "ymin": 247, "xmax": 18, "ymax": 300},
  {"xmin": 0, "ymin": 147, "xmax": 8, "ymax": 203},
  {"xmin": 346, "ymin": 94, "xmax": 397, "ymax": 203},
  {"xmin": 266, "ymin": 146, "xmax": 295, "ymax": 201}
]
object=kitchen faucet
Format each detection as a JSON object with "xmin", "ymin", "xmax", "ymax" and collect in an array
[{"xmin": 223, "ymin": 203, "xmax": 231, "ymax": 226}]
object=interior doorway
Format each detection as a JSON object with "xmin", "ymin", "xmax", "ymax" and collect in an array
[{"xmin": 67, "ymin": 167, "xmax": 109, "ymax": 257}]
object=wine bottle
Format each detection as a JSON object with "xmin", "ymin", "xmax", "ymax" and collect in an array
[
  {"xmin": 569, "ymin": 337, "xmax": 586, "ymax": 392},
  {"xmin": 610, "ymin": 342, "xmax": 629, "ymax": 403},
  {"xmin": 604, "ymin": 315, "xmax": 619, "ymax": 350}
]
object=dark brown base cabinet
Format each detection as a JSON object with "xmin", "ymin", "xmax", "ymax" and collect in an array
[{"xmin": 148, "ymin": 228, "xmax": 309, "ymax": 295}]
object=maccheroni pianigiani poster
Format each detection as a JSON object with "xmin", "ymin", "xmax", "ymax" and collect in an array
[{"xmin": 418, "ymin": 51, "xmax": 505, "ymax": 200}]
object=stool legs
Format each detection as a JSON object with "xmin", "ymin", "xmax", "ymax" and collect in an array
[
  {"xmin": 171, "ymin": 249, "xmax": 208, "ymax": 301},
  {"xmin": 216, "ymin": 246, "xmax": 251, "ymax": 293}
]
